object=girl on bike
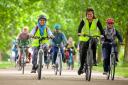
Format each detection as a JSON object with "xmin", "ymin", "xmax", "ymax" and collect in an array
[{"xmin": 101, "ymin": 18, "xmax": 123, "ymax": 75}]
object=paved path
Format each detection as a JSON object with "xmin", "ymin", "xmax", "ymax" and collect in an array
[{"xmin": 0, "ymin": 64, "xmax": 128, "ymax": 85}]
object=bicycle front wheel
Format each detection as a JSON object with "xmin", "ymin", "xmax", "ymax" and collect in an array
[
  {"xmin": 58, "ymin": 53, "xmax": 62, "ymax": 76},
  {"xmin": 37, "ymin": 51, "xmax": 43, "ymax": 80},
  {"xmin": 110, "ymin": 54, "xmax": 116, "ymax": 80},
  {"xmin": 86, "ymin": 49, "xmax": 93, "ymax": 81},
  {"xmin": 21, "ymin": 50, "xmax": 26, "ymax": 74}
]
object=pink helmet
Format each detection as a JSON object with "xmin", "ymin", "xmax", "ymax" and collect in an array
[{"xmin": 106, "ymin": 18, "xmax": 114, "ymax": 24}]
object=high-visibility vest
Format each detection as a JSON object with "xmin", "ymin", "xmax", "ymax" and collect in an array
[
  {"xmin": 79, "ymin": 18, "xmax": 99, "ymax": 41},
  {"xmin": 32, "ymin": 27, "xmax": 48, "ymax": 47}
]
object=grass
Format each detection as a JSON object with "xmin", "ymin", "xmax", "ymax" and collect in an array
[
  {"xmin": 66, "ymin": 62, "xmax": 128, "ymax": 78},
  {"xmin": 93, "ymin": 63, "xmax": 128, "ymax": 78},
  {"xmin": 0, "ymin": 61, "xmax": 15, "ymax": 69}
]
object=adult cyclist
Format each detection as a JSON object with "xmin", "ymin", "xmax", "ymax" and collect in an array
[
  {"xmin": 77, "ymin": 7, "xmax": 104, "ymax": 75},
  {"xmin": 30, "ymin": 15, "xmax": 54, "ymax": 73},
  {"xmin": 51, "ymin": 23, "xmax": 67, "ymax": 67}
]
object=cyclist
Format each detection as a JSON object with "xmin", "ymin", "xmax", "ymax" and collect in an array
[
  {"xmin": 77, "ymin": 7, "xmax": 104, "ymax": 75},
  {"xmin": 17, "ymin": 26, "xmax": 31, "ymax": 67},
  {"xmin": 65, "ymin": 37, "xmax": 76, "ymax": 70},
  {"xmin": 101, "ymin": 18, "xmax": 123, "ymax": 75},
  {"xmin": 51, "ymin": 23, "xmax": 67, "ymax": 67},
  {"xmin": 11, "ymin": 39, "xmax": 19, "ymax": 62},
  {"xmin": 30, "ymin": 15, "xmax": 54, "ymax": 73}
]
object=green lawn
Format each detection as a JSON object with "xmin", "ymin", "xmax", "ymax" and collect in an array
[
  {"xmin": 93, "ymin": 64, "xmax": 128, "ymax": 78},
  {"xmin": 0, "ymin": 61, "xmax": 15, "ymax": 69},
  {"xmin": 70, "ymin": 62, "xmax": 128, "ymax": 78}
]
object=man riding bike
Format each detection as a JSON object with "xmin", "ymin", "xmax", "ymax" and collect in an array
[
  {"xmin": 77, "ymin": 7, "xmax": 104, "ymax": 75},
  {"xmin": 30, "ymin": 15, "xmax": 54, "ymax": 73},
  {"xmin": 51, "ymin": 23, "xmax": 67, "ymax": 67},
  {"xmin": 101, "ymin": 18, "xmax": 123, "ymax": 75}
]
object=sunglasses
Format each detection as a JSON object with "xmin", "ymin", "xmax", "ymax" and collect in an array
[{"xmin": 107, "ymin": 23, "xmax": 114, "ymax": 25}]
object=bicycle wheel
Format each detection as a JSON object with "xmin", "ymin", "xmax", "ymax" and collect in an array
[
  {"xmin": 86, "ymin": 49, "xmax": 93, "ymax": 81},
  {"xmin": 21, "ymin": 50, "xmax": 26, "ymax": 74},
  {"xmin": 110, "ymin": 53, "xmax": 116, "ymax": 80},
  {"xmin": 58, "ymin": 53, "xmax": 62, "ymax": 76},
  {"xmin": 37, "ymin": 50, "xmax": 43, "ymax": 80}
]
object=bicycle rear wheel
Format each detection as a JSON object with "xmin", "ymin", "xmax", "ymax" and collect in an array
[{"xmin": 37, "ymin": 51, "xmax": 43, "ymax": 80}]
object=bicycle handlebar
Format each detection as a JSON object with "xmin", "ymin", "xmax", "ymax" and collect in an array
[{"xmin": 78, "ymin": 34, "xmax": 100, "ymax": 38}]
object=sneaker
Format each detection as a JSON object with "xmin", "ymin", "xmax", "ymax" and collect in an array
[
  {"xmin": 52, "ymin": 64, "xmax": 56, "ymax": 67},
  {"xmin": 103, "ymin": 71, "xmax": 108, "ymax": 75},
  {"xmin": 31, "ymin": 70, "xmax": 36, "ymax": 73},
  {"xmin": 78, "ymin": 69, "xmax": 84, "ymax": 75}
]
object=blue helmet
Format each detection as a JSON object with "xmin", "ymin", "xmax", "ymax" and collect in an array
[
  {"xmin": 38, "ymin": 15, "xmax": 47, "ymax": 21},
  {"xmin": 54, "ymin": 23, "xmax": 61, "ymax": 30}
]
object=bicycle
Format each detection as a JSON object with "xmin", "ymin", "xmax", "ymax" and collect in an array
[
  {"xmin": 16, "ymin": 40, "xmax": 29, "ymax": 74},
  {"xmin": 53, "ymin": 44, "xmax": 63, "ymax": 76},
  {"xmin": 66, "ymin": 48, "xmax": 74, "ymax": 70},
  {"xmin": 20, "ymin": 46, "xmax": 29, "ymax": 74},
  {"xmin": 103, "ymin": 42, "xmax": 118, "ymax": 80},
  {"xmin": 82, "ymin": 34, "xmax": 99, "ymax": 81},
  {"xmin": 32, "ymin": 36, "xmax": 48, "ymax": 80}
]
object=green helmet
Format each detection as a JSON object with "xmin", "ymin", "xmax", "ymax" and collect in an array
[{"xmin": 54, "ymin": 23, "xmax": 61, "ymax": 30}]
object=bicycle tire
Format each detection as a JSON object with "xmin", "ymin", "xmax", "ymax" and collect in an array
[
  {"xmin": 22, "ymin": 50, "xmax": 26, "ymax": 74},
  {"xmin": 86, "ymin": 49, "xmax": 93, "ymax": 81},
  {"xmin": 37, "ymin": 50, "xmax": 43, "ymax": 80},
  {"xmin": 110, "ymin": 54, "xmax": 116, "ymax": 80},
  {"xmin": 58, "ymin": 53, "xmax": 62, "ymax": 76}
]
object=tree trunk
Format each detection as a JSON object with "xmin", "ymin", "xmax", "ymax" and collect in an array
[
  {"xmin": 0, "ymin": 52, "xmax": 2, "ymax": 61},
  {"xmin": 124, "ymin": 24, "xmax": 128, "ymax": 62}
]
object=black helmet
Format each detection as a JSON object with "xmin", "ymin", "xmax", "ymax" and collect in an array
[{"xmin": 38, "ymin": 15, "xmax": 47, "ymax": 21}]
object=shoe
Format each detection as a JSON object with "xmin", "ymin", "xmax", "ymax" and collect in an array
[
  {"xmin": 103, "ymin": 71, "xmax": 108, "ymax": 75},
  {"xmin": 52, "ymin": 64, "xmax": 56, "ymax": 67},
  {"xmin": 31, "ymin": 70, "xmax": 36, "ymax": 73},
  {"xmin": 78, "ymin": 69, "xmax": 84, "ymax": 75}
]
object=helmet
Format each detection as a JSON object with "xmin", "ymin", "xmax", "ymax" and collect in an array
[
  {"xmin": 38, "ymin": 15, "xmax": 47, "ymax": 21},
  {"xmin": 106, "ymin": 18, "xmax": 114, "ymax": 24},
  {"xmin": 54, "ymin": 23, "xmax": 61, "ymax": 30}
]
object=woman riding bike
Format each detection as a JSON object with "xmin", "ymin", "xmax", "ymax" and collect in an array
[
  {"xmin": 17, "ymin": 26, "xmax": 31, "ymax": 67},
  {"xmin": 77, "ymin": 7, "xmax": 104, "ymax": 75}
]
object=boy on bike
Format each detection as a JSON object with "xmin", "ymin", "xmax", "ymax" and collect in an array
[
  {"xmin": 101, "ymin": 18, "xmax": 123, "ymax": 75},
  {"xmin": 51, "ymin": 23, "xmax": 67, "ymax": 67},
  {"xmin": 30, "ymin": 15, "xmax": 54, "ymax": 73}
]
